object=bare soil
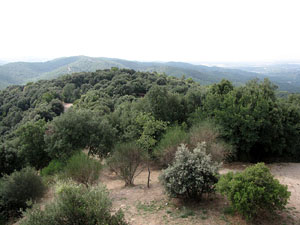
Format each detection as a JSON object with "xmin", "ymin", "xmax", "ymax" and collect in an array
[
  {"xmin": 101, "ymin": 163, "xmax": 300, "ymax": 225},
  {"xmin": 14, "ymin": 163, "xmax": 300, "ymax": 225},
  {"xmin": 63, "ymin": 103, "xmax": 73, "ymax": 112}
]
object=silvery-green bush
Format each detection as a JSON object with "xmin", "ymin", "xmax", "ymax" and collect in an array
[{"xmin": 159, "ymin": 143, "xmax": 220, "ymax": 199}]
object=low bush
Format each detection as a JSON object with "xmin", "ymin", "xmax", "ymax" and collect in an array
[
  {"xmin": 107, "ymin": 142, "xmax": 146, "ymax": 186},
  {"xmin": 160, "ymin": 143, "xmax": 220, "ymax": 199},
  {"xmin": 188, "ymin": 121, "xmax": 234, "ymax": 162},
  {"xmin": 40, "ymin": 159, "xmax": 65, "ymax": 176},
  {"xmin": 217, "ymin": 163, "xmax": 291, "ymax": 220},
  {"xmin": 154, "ymin": 125, "xmax": 189, "ymax": 167},
  {"xmin": 0, "ymin": 167, "xmax": 46, "ymax": 221},
  {"xmin": 64, "ymin": 152, "xmax": 102, "ymax": 187},
  {"xmin": 20, "ymin": 184, "xmax": 128, "ymax": 225}
]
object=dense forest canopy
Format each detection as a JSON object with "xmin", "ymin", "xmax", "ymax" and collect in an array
[{"xmin": 0, "ymin": 68, "xmax": 300, "ymax": 176}]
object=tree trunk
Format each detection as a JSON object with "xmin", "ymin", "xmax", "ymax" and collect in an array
[{"xmin": 147, "ymin": 162, "xmax": 151, "ymax": 188}]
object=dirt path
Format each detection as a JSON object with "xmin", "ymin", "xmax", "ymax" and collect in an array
[
  {"xmin": 63, "ymin": 103, "xmax": 73, "ymax": 112},
  {"xmin": 270, "ymin": 163, "xmax": 300, "ymax": 222}
]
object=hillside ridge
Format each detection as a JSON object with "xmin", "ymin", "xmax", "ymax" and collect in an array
[{"xmin": 0, "ymin": 56, "xmax": 299, "ymax": 92}]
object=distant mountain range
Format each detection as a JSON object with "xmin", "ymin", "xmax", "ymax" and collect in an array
[
  {"xmin": 0, "ymin": 56, "xmax": 299, "ymax": 92},
  {"xmin": 0, "ymin": 60, "xmax": 7, "ymax": 66}
]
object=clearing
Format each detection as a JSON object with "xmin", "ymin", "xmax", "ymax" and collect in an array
[
  {"xmin": 101, "ymin": 163, "xmax": 300, "ymax": 225},
  {"xmin": 15, "ymin": 163, "xmax": 300, "ymax": 225}
]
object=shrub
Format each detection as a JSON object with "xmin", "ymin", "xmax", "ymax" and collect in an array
[
  {"xmin": 154, "ymin": 125, "xmax": 189, "ymax": 167},
  {"xmin": 107, "ymin": 142, "xmax": 146, "ymax": 186},
  {"xmin": 40, "ymin": 159, "xmax": 65, "ymax": 176},
  {"xmin": 20, "ymin": 184, "xmax": 128, "ymax": 225},
  {"xmin": 217, "ymin": 163, "xmax": 291, "ymax": 220},
  {"xmin": 0, "ymin": 167, "xmax": 46, "ymax": 221},
  {"xmin": 64, "ymin": 152, "xmax": 102, "ymax": 187},
  {"xmin": 159, "ymin": 143, "xmax": 220, "ymax": 199},
  {"xmin": 188, "ymin": 121, "xmax": 234, "ymax": 162}
]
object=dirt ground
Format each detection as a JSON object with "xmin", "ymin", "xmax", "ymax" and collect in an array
[
  {"xmin": 63, "ymin": 103, "xmax": 73, "ymax": 111},
  {"xmin": 101, "ymin": 163, "xmax": 300, "ymax": 225},
  {"xmin": 14, "ymin": 163, "xmax": 300, "ymax": 225},
  {"xmin": 270, "ymin": 163, "xmax": 300, "ymax": 223}
]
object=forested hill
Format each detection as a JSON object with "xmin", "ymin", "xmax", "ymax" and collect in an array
[
  {"xmin": 1, "ymin": 55, "xmax": 299, "ymax": 92},
  {"xmin": 1, "ymin": 68, "xmax": 300, "ymax": 177}
]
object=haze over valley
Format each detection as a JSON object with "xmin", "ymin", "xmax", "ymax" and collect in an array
[{"xmin": 0, "ymin": 56, "xmax": 299, "ymax": 93}]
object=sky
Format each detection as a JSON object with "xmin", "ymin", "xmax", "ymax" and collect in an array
[{"xmin": 1, "ymin": 0, "xmax": 300, "ymax": 63}]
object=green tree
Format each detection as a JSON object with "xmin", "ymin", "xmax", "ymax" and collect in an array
[
  {"xmin": 136, "ymin": 112, "xmax": 167, "ymax": 187},
  {"xmin": 16, "ymin": 120, "xmax": 50, "ymax": 169},
  {"xmin": 204, "ymin": 79, "xmax": 286, "ymax": 161},
  {"xmin": 45, "ymin": 109, "xmax": 115, "ymax": 160},
  {"xmin": 144, "ymin": 85, "xmax": 187, "ymax": 123},
  {"xmin": 62, "ymin": 83, "xmax": 79, "ymax": 103}
]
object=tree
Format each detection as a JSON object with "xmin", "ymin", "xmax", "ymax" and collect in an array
[
  {"xmin": 49, "ymin": 99, "xmax": 64, "ymax": 116},
  {"xmin": 45, "ymin": 109, "xmax": 115, "ymax": 160},
  {"xmin": 16, "ymin": 120, "xmax": 50, "ymax": 169},
  {"xmin": 136, "ymin": 112, "xmax": 167, "ymax": 187},
  {"xmin": 144, "ymin": 85, "xmax": 187, "ymax": 123},
  {"xmin": 204, "ymin": 79, "xmax": 286, "ymax": 161},
  {"xmin": 0, "ymin": 144, "xmax": 22, "ymax": 176},
  {"xmin": 62, "ymin": 83, "xmax": 79, "ymax": 103},
  {"xmin": 74, "ymin": 90, "xmax": 113, "ymax": 115}
]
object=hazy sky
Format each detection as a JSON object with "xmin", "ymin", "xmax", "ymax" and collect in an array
[{"xmin": 1, "ymin": 0, "xmax": 300, "ymax": 62}]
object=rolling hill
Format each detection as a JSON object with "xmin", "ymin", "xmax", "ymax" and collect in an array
[{"xmin": 0, "ymin": 56, "xmax": 299, "ymax": 92}]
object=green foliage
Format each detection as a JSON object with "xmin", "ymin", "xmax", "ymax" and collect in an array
[
  {"xmin": 49, "ymin": 99, "xmax": 64, "ymax": 116},
  {"xmin": 217, "ymin": 163, "xmax": 291, "ymax": 220},
  {"xmin": 154, "ymin": 125, "xmax": 189, "ymax": 167},
  {"xmin": 64, "ymin": 152, "xmax": 102, "ymax": 187},
  {"xmin": 136, "ymin": 112, "xmax": 168, "ymax": 151},
  {"xmin": 109, "ymin": 101, "xmax": 141, "ymax": 142},
  {"xmin": 144, "ymin": 85, "xmax": 187, "ymax": 123},
  {"xmin": 16, "ymin": 119, "xmax": 50, "ymax": 169},
  {"xmin": 0, "ymin": 68, "xmax": 202, "ymax": 176},
  {"xmin": 20, "ymin": 184, "xmax": 128, "ymax": 225},
  {"xmin": 74, "ymin": 90, "xmax": 113, "ymax": 114},
  {"xmin": 0, "ymin": 167, "xmax": 46, "ymax": 221},
  {"xmin": 160, "ymin": 143, "xmax": 220, "ymax": 199},
  {"xmin": 107, "ymin": 142, "xmax": 147, "ymax": 186},
  {"xmin": 0, "ymin": 144, "xmax": 22, "ymax": 177},
  {"xmin": 211, "ymin": 79, "xmax": 234, "ymax": 95},
  {"xmin": 62, "ymin": 83, "xmax": 79, "ymax": 103},
  {"xmin": 40, "ymin": 159, "xmax": 65, "ymax": 176},
  {"xmin": 45, "ymin": 109, "xmax": 116, "ymax": 160},
  {"xmin": 204, "ymin": 79, "xmax": 300, "ymax": 161},
  {"xmin": 1, "ymin": 66, "xmax": 300, "ymax": 183}
]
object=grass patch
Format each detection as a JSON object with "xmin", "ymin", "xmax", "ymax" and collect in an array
[
  {"xmin": 179, "ymin": 207, "xmax": 195, "ymax": 218},
  {"xmin": 136, "ymin": 200, "xmax": 163, "ymax": 214}
]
